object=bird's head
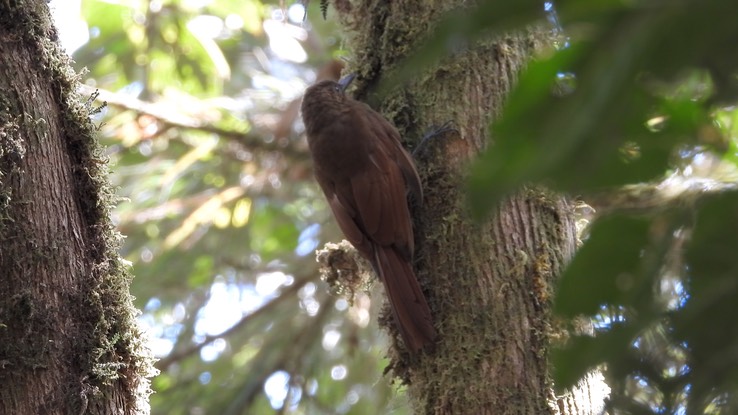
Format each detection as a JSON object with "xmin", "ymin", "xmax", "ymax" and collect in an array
[{"xmin": 301, "ymin": 74, "xmax": 356, "ymax": 133}]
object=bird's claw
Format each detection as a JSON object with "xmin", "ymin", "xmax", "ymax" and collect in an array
[{"xmin": 413, "ymin": 120, "xmax": 459, "ymax": 158}]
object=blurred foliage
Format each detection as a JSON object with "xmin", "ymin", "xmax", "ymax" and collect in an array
[
  {"xmin": 467, "ymin": 0, "xmax": 736, "ymax": 210},
  {"xmin": 56, "ymin": 0, "xmax": 738, "ymax": 413},
  {"xmin": 423, "ymin": 0, "xmax": 738, "ymax": 414}
]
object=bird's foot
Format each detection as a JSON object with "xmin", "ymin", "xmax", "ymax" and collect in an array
[{"xmin": 412, "ymin": 120, "xmax": 459, "ymax": 158}]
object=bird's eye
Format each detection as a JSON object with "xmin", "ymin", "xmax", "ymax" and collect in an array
[{"xmin": 334, "ymin": 85, "xmax": 342, "ymax": 93}]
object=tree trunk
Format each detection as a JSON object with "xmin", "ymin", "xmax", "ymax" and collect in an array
[
  {"xmin": 336, "ymin": 1, "xmax": 608, "ymax": 413},
  {"xmin": 0, "ymin": 2, "xmax": 154, "ymax": 414}
]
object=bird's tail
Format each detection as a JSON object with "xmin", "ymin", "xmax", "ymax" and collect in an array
[{"xmin": 374, "ymin": 247, "xmax": 437, "ymax": 353}]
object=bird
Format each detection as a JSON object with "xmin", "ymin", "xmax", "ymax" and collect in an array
[{"xmin": 301, "ymin": 74, "xmax": 437, "ymax": 353}]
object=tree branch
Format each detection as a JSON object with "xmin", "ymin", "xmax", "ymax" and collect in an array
[
  {"xmin": 155, "ymin": 275, "xmax": 313, "ymax": 371},
  {"xmin": 77, "ymin": 84, "xmax": 310, "ymax": 161},
  {"xmin": 586, "ymin": 176, "xmax": 738, "ymax": 215}
]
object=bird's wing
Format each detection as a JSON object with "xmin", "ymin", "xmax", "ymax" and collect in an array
[
  {"xmin": 396, "ymin": 144, "xmax": 423, "ymax": 207},
  {"xmin": 367, "ymin": 108, "xmax": 423, "ymax": 206},
  {"xmin": 349, "ymin": 140, "xmax": 415, "ymax": 260},
  {"xmin": 314, "ymin": 174, "xmax": 373, "ymax": 259}
]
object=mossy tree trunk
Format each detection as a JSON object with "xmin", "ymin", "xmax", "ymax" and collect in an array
[
  {"xmin": 0, "ymin": 2, "xmax": 154, "ymax": 414},
  {"xmin": 334, "ymin": 1, "xmax": 609, "ymax": 413}
]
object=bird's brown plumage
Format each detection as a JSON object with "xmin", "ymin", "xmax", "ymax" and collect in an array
[{"xmin": 301, "ymin": 78, "xmax": 436, "ymax": 353}]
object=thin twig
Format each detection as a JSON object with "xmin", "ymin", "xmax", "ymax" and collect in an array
[
  {"xmin": 156, "ymin": 276, "xmax": 314, "ymax": 371},
  {"xmin": 77, "ymin": 84, "xmax": 309, "ymax": 161}
]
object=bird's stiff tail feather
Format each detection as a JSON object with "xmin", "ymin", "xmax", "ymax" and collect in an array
[{"xmin": 374, "ymin": 247, "xmax": 436, "ymax": 353}]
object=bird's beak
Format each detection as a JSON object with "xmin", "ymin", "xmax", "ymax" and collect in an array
[{"xmin": 338, "ymin": 73, "xmax": 356, "ymax": 92}]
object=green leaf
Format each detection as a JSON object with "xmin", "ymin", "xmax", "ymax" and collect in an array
[
  {"xmin": 555, "ymin": 215, "xmax": 651, "ymax": 317},
  {"xmin": 467, "ymin": 0, "xmax": 734, "ymax": 219},
  {"xmin": 553, "ymin": 323, "xmax": 639, "ymax": 389},
  {"xmin": 675, "ymin": 191, "xmax": 738, "ymax": 407},
  {"xmin": 380, "ymin": 0, "xmax": 544, "ymax": 94}
]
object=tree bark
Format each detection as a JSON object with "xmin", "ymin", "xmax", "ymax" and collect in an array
[
  {"xmin": 0, "ymin": 2, "xmax": 154, "ymax": 414},
  {"xmin": 335, "ymin": 1, "xmax": 609, "ymax": 413}
]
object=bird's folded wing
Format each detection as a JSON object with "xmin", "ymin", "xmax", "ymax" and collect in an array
[
  {"xmin": 367, "ymin": 109, "xmax": 423, "ymax": 206},
  {"xmin": 350, "ymin": 153, "xmax": 414, "ymax": 259}
]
